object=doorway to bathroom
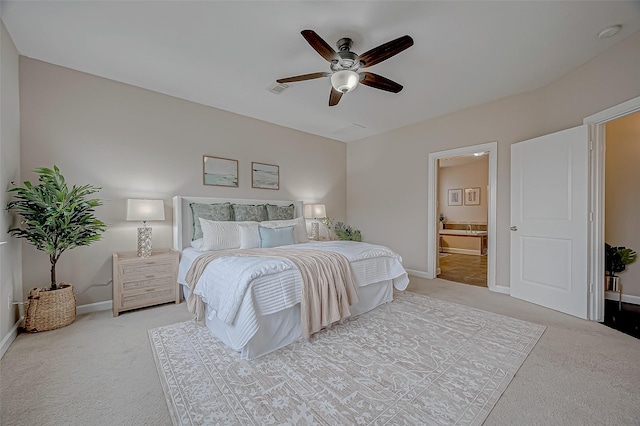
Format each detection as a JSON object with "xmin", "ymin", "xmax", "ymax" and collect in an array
[
  {"xmin": 437, "ymin": 153, "xmax": 489, "ymax": 286},
  {"xmin": 427, "ymin": 142, "xmax": 498, "ymax": 291}
]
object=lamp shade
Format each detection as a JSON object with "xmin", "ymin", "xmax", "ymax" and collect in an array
[
  {"xmin": 330, "ymin": 70, "xmax": 359, "ymax": 93},
  {"xmin": 304, "ymin": 204, "xmax": 326, "ymax": 219},
  {"xmin": 126, "ymin": 199, "xmax": 165, "ymax": 221}
]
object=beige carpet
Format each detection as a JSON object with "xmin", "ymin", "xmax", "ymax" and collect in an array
[{"xmin": 149, "ymin": 291, "xmax": 544, "ymax": 425}]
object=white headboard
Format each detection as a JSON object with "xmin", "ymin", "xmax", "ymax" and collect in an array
[{"xmin": 172, "ymin": 196, "xmax": 304, "ymax": 252}]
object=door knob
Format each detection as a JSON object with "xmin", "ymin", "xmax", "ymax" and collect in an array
[{"xmin": 510, "ymin": 226, "xmax": 518, "ymax": 231}]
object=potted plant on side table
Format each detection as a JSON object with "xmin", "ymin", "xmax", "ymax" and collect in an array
[
  {"xmin": 605, "ymin": 243, "xmax": 637, "ymax": 310},
  {"xmin": 6, "ymin": 166, "xmax": 107, "ymax": 332}
]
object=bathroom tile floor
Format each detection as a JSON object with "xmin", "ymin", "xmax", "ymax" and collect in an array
[{"xmin": 438, "ymin": 252, "xmax": 487, "ymax": 287}]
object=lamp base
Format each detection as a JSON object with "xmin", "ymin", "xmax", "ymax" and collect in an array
[
  {"xmin": 137, "ymin": 227, "xmax": 152, "ymax": 257},
  {"xmin": 311, "ymin": 222, "xmax": 320, "ymax": 241}
]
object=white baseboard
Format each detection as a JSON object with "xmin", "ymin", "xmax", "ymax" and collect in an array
[
  {"xmin": 1, "ymin": 316, "xmax": 23, "ymax": 360},
  {"xmin": 405, "ymin": 269, "xmax": 431, "ymax": 279},
  {"xmin": 605, "ymin": 291, "xmax": 640, "ymax": 305},
  {"xmin": 491, "ymin": 285, "xmax": 511, "ymax": 295},
  {"xmin": 76, "ymin": 300, "xmax": 112, "ymax": 315}
]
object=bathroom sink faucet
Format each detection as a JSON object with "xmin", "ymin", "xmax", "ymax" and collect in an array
[{"xmin": 467, "ymin": 223, "xmax": 472, "ymax": 233}]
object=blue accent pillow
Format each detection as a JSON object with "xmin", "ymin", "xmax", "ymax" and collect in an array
[{"xmin": 259, "ymin": 225, "xmax": 295, "ymax": 248}]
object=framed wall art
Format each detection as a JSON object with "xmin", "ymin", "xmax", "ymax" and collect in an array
[
  {"xmin": 251, "ymin": 162, "xmax": 279, "ymax": 190},
  {"xmin": 203, "ymin": 156, "xmax": 238, "ymax": 187},
  {"xmin": 464, "ymin": 187, "xmax": 480, "ymax": 205},
  {"xmin": 448, "ymin": 189, "xmax": 462, "ymax": 206}
]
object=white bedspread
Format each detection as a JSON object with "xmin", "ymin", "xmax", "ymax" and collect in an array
[{"xmin": 178, "ymin": 240, "xmax": 409, "ymax": 350}]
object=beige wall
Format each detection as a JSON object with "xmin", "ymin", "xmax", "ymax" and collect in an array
[
  {"xmin": 605, "ymin": 111, "xmax": 640, "ymax": 298},
  {"xmin": 347, "ymin": 30, "xmax": 640, "ymax": 287},
  {"xmin": 0, "ymin": 20, "xmax": 22, "ymax": 350},
  {"xmin": 19, "ymin": 58, "xmax": 347, "ymax": 306},
  {"xmin": 438, "ymin": 157, "xmax": 489, "ymax": 226}
]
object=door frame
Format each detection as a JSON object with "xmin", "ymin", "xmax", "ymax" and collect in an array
[
  {"xmin": 585, "ymin": 95, "xmax": 640, "ymax": 321},
  {"xmin": 426, "ymin": 142, "xmax": 500, "ymax": 292}
]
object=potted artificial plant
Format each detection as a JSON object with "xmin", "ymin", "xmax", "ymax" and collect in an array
[
  {"xmin": 334, "ymin": 222, "xmax": 362, "ymax": 242},
  {"xmin": 604, "ymin": 243, "xmax": 637, "ymax": 295},
  {"xmin": 6, "ymin": 166, "xmax": 106, "ymax": 332}
]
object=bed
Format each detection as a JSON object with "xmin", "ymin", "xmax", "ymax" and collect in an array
[{"xmin": 173, "ymin": 196, "xmax": 409, "ymax": 359}]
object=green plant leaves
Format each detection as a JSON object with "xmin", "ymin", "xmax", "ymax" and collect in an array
[
  {"xmin": 6, "ymin": 166, "xmax": 107, "ymax": 288},
  {"xmin": 605, "ymin": 243, "xmax": 637, "ymax": 276},
  {"xmin": 334, "ymin": 221, "xmax": 362, "ymax": 242}
]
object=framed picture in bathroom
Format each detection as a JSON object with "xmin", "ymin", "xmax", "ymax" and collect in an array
[
  {"xmin": 448, "ymin": 189, "xmax": 462, "ymax": 206},
  {"xmin": 464, "ymin": 187, "xmax": 480, "ymax": 205}
]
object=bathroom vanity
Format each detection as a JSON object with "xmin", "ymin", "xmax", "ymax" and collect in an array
[{"xmin": 439, "ymin": 229, "xmax": 488, "ymax": 256}]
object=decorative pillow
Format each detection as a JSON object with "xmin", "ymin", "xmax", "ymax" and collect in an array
[
  {"xmin": 190, "ymin": 202, "xmax": 232, "ymax": 240},
  {"xmin": 199, "ymin": 218, "xmax": 243, "ymax": 251},
  {"xmin": 260, "ymin": 216, "xmax": 309, "ymax": 244},
  {"xmin": 238, "ymin": 223, "xmax": 261, "ymax": 249},
  {"xmin": 190, "ymin": 238, "xmax": 204, "ymax": 250},
  {"xmin": 232, "ymin": 204, "xmax": 267, "ymax": 222},
  {"xmin": 259, "ymin": 225, "xmax": 295, "ymax": 248},
  {"xmin": 266, "ymin": 204, "xmax": 295, "ymax": 221}
]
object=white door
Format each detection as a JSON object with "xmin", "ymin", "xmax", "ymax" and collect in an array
[{"xmin": 510, "ymin": 125, "xmax": 589, "ymax": 319}]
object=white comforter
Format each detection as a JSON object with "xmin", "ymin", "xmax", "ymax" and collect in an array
[
  {"xmin": 190, "ymin": 241, "xmax": 406, "ymax": 322},
  {"xmin": 178, "ymin": 240, "xmax": 408, "ymax": 350}
]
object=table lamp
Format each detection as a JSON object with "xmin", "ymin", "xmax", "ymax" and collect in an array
[
  {"xmin": 126, "ymin": 199, "xmax": 165, "ymax": 257},
  {"xmin": 304, "ymin": 204, "xmax": 326, "ymax": 241}
]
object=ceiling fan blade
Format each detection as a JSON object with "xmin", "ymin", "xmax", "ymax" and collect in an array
[
  {"xmin": 329, "ymin": 87, "xmax": 343, "ymax": 106},
  {"xmin": 359, "ymin": 35, "xmax": 414, "ymax": 68},
  {"xmin": 276, "ymin": 72, "xmax": 330, "ymax": 84},
  {"xmin": 359, "ymin": 72, "xmax": 403, "ymax": 93},
  {"xmin": 301, "ymin": 30, "xmax": 338, "ymax": 62}
]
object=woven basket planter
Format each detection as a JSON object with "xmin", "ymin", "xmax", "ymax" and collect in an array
[{"xmin": 23, "ymin": 284, "xmax": 76, "ymax": 332}]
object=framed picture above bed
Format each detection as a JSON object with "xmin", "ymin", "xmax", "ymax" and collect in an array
[
  {"xmin": 251, "ymin": 162, "xmax": 279, "ymax": 190},
  {"xmin": 203, "ymin": 156, "xmax": 238, "ymax": 187}
]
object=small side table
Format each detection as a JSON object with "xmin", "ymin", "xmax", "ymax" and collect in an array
[{"xmin": 112, "ymin": 249, "xmax": 179, "ymax": 317}]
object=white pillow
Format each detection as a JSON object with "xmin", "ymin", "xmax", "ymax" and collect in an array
[
  {"xmin": 198, "ymin": 219, "xmax": 248, "ymax": 251},
  {"xmin": 238, "ymin": 222, "xmax": 261, "ymax": 249},
  {"xmin": 260, "ymin": 216, "xmax": 309, "ymax": 244},
  {"xmin": 190, "ymin": 238, "xmax": 204, "ymax": 250}
]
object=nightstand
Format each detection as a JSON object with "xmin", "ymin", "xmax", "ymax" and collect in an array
[{"xmin": 112, "ymin": 249, "xmax": 180, "ymax": 317}]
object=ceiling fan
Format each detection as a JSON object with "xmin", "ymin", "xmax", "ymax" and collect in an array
[{"xmin": 277, "ymin": 30, "xmax": 414, "ymax": 106}]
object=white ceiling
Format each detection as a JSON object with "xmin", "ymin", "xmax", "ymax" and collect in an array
[{"xmin": 2, "ymin": 1, "xmax": 639, "ymax": 143}]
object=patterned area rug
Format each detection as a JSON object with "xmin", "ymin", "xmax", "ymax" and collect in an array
[{"xmin": 149, "ymin": 292, "xmax": 545, "ymax": 425}]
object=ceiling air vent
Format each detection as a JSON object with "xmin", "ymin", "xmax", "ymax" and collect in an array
[
  {"xmin": 331, "ymin": 123, "xmax": 366, "ymax": 136},
  {"xmin": 267, "ymin": 82, "xmax": 289, "ymax": 94}
]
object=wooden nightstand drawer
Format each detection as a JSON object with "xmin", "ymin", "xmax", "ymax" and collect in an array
[
  {"xmin": 121, "ymin": 287, "xmax": 177, "ymax": 310},
  {"xmin": 121, "ymin": 275, "xmax": 175, "ymax": 293},
  {"xmin": 112, "ymin": 249, "xmax": 180, "ymax": 316},
  {"xmin": 118, "ymin": 260, "xmax": 175, "ymax": 282}
]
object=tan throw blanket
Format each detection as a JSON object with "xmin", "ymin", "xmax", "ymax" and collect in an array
[{"xmin": 184, "ymin": 248, "xmax": 359, "ymax": 339}]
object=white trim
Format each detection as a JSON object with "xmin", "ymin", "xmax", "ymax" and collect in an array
[
  {"xmin": 584, "ymin": 95, "xmax": 640, "ymax": 322},
  {"xmin": 1, "ymin": 317, "xmax": 23, "ymax": 359},
  {"xmin": 584, "ymin": 95, "xmax": 640, "ymax": 124},
  {"xmin": 493, "ymin": 285, "xmax": 511, "ymax": 295},
  {"xmin": 605, "ymin": 291, "xmax": 640, "ymax": 305},
  {"xmin": 76, "ymin": 300, "xmax": 112, "ymax": 315},
  {"xmin": 406, "ymin": 269, "xmax": 431, "ymax": 279},
  {"xmin": 427, "ymin": 142, "xmax": 497, "ymax": 291}
]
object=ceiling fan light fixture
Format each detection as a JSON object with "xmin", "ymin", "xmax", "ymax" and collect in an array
[{"xmin": 331, "ymin": 70, "xmax": 359, "ymax": 93}]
